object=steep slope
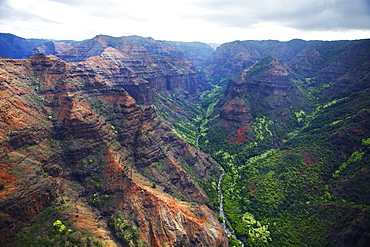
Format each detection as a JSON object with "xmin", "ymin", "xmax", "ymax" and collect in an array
[
  {"xmin": 0, "ymin": 54, "xmax": 228, "ymax": 246},
  {"xmin": 200, "ymin": 39, "xmax": 370, "ymax": 155},
  {"xmin": 2, "ymin": 33, "xmax": 370, "ymax": 247},
  {"xmin": 201, "ymin": 55, "xmax": 312, "ymax": 158}
]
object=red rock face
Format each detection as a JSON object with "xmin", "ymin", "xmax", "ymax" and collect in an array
[
  {"xmin": 220, "ymin": 100, "xmax": 251, "ymax": 123},
  {"xmin": 0, "ymin": 55, "xmax": 227, "ymax": 246},
  {"xmin": 118, "ymin": 181, "xmax": 227, "ymax": 247}
]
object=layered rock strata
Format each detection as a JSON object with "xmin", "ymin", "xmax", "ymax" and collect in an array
[
  {"xmin": 55, "ymin": 35, "xmax": 202, "ymax": 104},
  {"xmin": 0, "ymin": 54, "xmax": 227, "ymax": 246}
]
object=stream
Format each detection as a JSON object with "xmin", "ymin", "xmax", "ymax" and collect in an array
[
  {"xmin": 218, "ymin": 167, "xmax": 232, "ymax": 235},
  {"xmin": 218, "ymin": 167, "xmax": 245, "ymax": 247},
  {"xmin": 195, "ymin": 120, "xmax": 244, "ymax": 246},
  {"xmin": 195, "ymin": 118, "xmax": 204, "ymax": 147}
]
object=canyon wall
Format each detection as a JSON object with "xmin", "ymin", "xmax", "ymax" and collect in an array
[{"xmin": 0, "ymin": 54, "xmax": 227, "ymax": 246}]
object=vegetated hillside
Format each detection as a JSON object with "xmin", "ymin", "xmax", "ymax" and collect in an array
[
  {"xmin": 200, "ymin": 39, "xmax": 370, "ymax": 156},
  {"xmin": 202, "ymin": 55, "xmax": 313, "ymax": 157},
  {"xmin": 197, "ymin": 39, "xmax": 370, "ymax": 246},
  {"xmin": 0, "ymin": 54, "xmax": 228, "ymax": 246}
]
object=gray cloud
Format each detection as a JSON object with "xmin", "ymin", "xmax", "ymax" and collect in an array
[
  {"xmin": 1, "ymin": 0, "xmax": 369, "ymax": 42},
  {"xmin": 272, "ymin": 0, "xmax": 370, "ymax": 30},
  {"xmin": 191, "ymin": 0, "xmax": 370, "ymax": 31}
]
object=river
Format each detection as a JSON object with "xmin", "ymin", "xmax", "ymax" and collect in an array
[
  {"xmin": 195, "ymin": 117, "xmax": 244, "ymax": 246},
  {"xmin": 218, "ymin": 167, "xmax": 245, "ymax": 247}
]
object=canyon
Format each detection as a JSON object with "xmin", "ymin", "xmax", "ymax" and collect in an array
[
  {"xmin": 0, "ymin": 50, "xmax": 226, "ymax": 246},
  {"xmin": 0, "ymin": 33, "xmax": 370, "ymax": 246}
]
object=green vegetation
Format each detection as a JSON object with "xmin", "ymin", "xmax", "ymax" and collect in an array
[
  {"xmin": 205, "ymin": 88, "xmax": 369, "ymax": 245},
  {"xmin": 229, "ymin": 235, "xmax": 243, "ymax": 247},
  {"xmin": 152, "ymin": 182, "xmax": 157, "ymax": 188},
  {"xmin": 332, "ymin": 150, "xmax": 365, "ymax": 178},
  {"xmin": 11, "ymin": 207, "xmax": 104, "ymax": 246},
  {"xmin": 110, "ymin": 213, "xmax": 142, "ymax": 246},
  {"xmin": 5, "ymin": 35, "xmax": 370, "ymax": 247},
  {"xmin": 242, "ymin": 55, "xmax": 275, "ymax": 79},
  {"xmin": 155, "ymin": 93, "xmax": 203, "ymax": 146},
  {"xmin": 252, "ymin": 117, "xmax": 274, "ymax": 140},
  {"xmin": 217, "ymin": 148, "xmax": 333, "ymax": 246},
  {"xmin": 91, "ymin": 192, "xmax": 109, "ymax": 207},
  {"xmin": 240, "ymin": 212, "xmax": 271, "ymax": 245}
]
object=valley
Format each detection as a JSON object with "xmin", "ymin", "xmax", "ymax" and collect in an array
[{"xmin": 0, "ymin": 33, "xmax": 369, "ymax": 246}]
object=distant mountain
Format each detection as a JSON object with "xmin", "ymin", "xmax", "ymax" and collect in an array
[
  {"xmin": 163, "ymin": 40, "xmax": 215, "ymax": 66},
  {"xmin": 204, "ymin": 39, "xmax": 315, "ymax": 80},
  {"xmin": 0, "ymin": 33, "xmax": 48, "ymax": 58},
  {"xmin": 0, "ymin": 34, "xmax": 215, "ymax": 105},
  {"xmin": 206, "ymin": 43, "xmax": 220, "ymax": 50}
]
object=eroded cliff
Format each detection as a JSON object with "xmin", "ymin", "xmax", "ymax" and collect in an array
[
  {"xmin": 0, "ymin": 54, "xmax": 227, "ymax": 246},
  {"xmin": 55, "ymin": 35, "xmax": 203, "ymax": 105}
]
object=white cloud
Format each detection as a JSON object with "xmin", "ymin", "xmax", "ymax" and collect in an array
[{"xmin": 1, "ymin": 0, "xmax": 369, "ymax": 43}]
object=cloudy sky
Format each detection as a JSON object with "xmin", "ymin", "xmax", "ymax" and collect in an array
[{"xmin": 1, "ymin": 0, "xmax": 369, "ymax": 43}]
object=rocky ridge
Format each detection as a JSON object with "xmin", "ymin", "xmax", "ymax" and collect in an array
[
  {"xmin": 55, "ymin": 35, "xmax": 205, "ymax": 104},
  {"xmin": 0, "ymin": 33, "xmax": 214, "ymax": 105},
  {"xmin": 209, "ymin": 55, "xmax": 311, "ymax": 148}
]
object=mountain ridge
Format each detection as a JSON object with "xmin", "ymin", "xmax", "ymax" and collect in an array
[{"xmin": 1, "ymin": 33, "xmax": 370, "ymax": 246}]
